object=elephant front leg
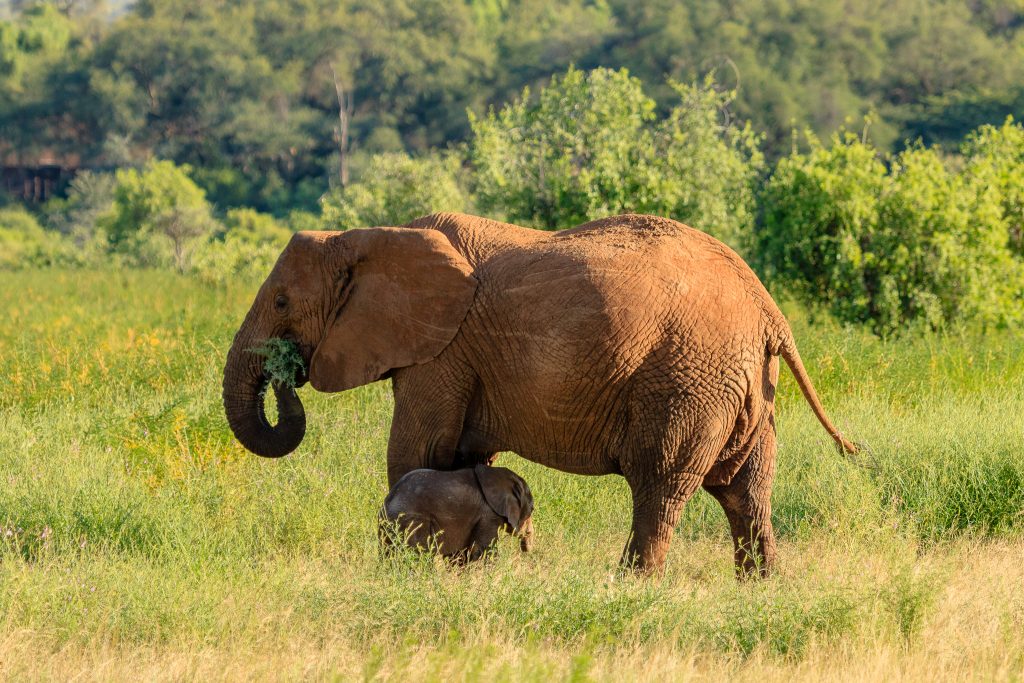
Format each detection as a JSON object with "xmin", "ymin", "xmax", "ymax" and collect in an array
[
  {"xmin": 703, "ymin": 423, "xmax": 778, "ymax": 579},
  {"xmin": 386, "ymin": 365, "xmax": 474, "ymax": 486},
  {"xmin": 386, "ymin": 426, "xmax": 462, "ymax": 487}
]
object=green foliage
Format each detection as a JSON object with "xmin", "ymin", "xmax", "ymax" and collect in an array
[
  {"xmin": 248, "ymin": 338, "xmax": 306, "ymax": 390},
  {"xmin": 0, "ymin": 3, "xmax": 79, "ymax": 159},
  {"xmin": 470, "ymin": 67, "xmax": 657, "ymax": 229},
  {"xmin": 189, "ymin": 234, "xmax": 283, "ymax": 287},
  {"xmin": 4, "ymin": 0, "xmax": 1024, "ymax": 210},
  {"xmin": 43, "ymin": 170, "xmax": 116, "ymax": 248},
  {"xmin": 759, "ymin": 130, "xmax": 1023, "ymax": 334},
  {"xmin": 469, "ymin": 68, "xmax": 762, "ymax": 248},
  {"xmin": 285, "ymin": 209, "xmax": 321, "ymax": 233},
  {"xmin": 898, "ymin": 87, "xmax": 1024, "ymax": 150},
  {"xmin": 14, "ymin": 4, "xmax": 72, "ymax": 53},
  {"xmin": 0, "ymin": 4, "xmax": 72, "ymax": 94},
  {"xmin": 101, "ymin": 159, "xmax": 217, "ymax": 270},
  {"xmin": 652, "ymin": 78, "xmax": 765, "ymax": 249},
  {"xmin": 0, "ymin": 207, "xmax": 78, "ymax": 269},
  {"xmin": 191, "ymin": 208, "xmax": 291, "ymax": 287},
  {"xmin": 320, "ymin": 152, "xmax": 468, "ymax": 229},
  {"xmin": 217, "ymin": 208, "xmax": 292, "ymax": 244},
  {"xmin": 962, "ymin": 117, "xmax": 1024, "ymax": 257}
]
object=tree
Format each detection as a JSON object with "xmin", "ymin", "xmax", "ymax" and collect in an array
[
  {"xmin": 759, "ymin": 129, "xmax": 1023, "ymax": 334},
  {"xmin": 0, "ymin": 4, "xmax": 76, "ymax": 161},
  {"xmin": 152, "ymin": 205, "xmax": 214, "ymax": 272},
  {"xmin": 650, "ymin": 77, "xmax": 765, "ymax": 250},
  {"xmin": 962, "ymin": 117, "xmax": 1024, "ymax": 257},
  {"xmin": 0, "ymin": 206, "xmax": 78, "ymax": 269},
  {"xmin": 101, "ymin": 159, "xmax": 216, "ymax": 269},
  {"xmin": 44, "ymin": 170, "xmax": 116, "ymax": 244},
  {"xmin": 190, "ymin": 207, "xmax": 293, "ymax": 286},
  {"xmin": 4, "ymin": 0, "xmax": 1024, "ymax": 217},
  {"xmin": 469, "ymin": 67, "xmax": 763, "ymax": 250},
  {"xmin": 320, "ymin": 152, "xmax": 468, "ymax": 229}
]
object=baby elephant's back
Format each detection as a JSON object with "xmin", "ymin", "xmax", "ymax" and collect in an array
[{"xmin": 382, "ymin": 468, "xmax": 483, "ymax": 522}]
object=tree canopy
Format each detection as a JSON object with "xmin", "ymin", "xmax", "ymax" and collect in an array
[
  {"xmin": 469, "ymin": 68, "xmax": 763, "ymax": 249},
  {"xmin": 2, "ymin": 0, "xmax": 1022, "ymax": 214}
]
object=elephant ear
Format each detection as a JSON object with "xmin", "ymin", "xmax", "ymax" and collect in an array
[
  {"xmin": 476, "ymin": 465, "xmax": 533, "ymax": 530},
  {"xmin": 309, "ymin": 227, "xmax": 477, "ymax": 393}
]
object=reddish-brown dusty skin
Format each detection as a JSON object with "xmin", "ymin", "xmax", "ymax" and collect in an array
[{"xmin": 223, "ymin": 212, "xmax": 857, "ymax": 577}]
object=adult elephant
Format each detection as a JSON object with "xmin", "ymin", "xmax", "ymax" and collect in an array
[{"xmin": 223, "ymin": 212, "xmax": 857, "ymax": 577}]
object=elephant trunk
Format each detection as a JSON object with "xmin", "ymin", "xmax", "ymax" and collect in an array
[{"xmin": 223, "ymin": 335, "xmax": 306, "ymax": 458}]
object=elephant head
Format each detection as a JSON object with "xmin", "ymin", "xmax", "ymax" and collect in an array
[{"xmin": 223, "ymin": 227, "xmax": 478, "ymax": 458}]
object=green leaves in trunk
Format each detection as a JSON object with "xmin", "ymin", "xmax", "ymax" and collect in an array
[{"xmin": 248, "ymin": 339, "xmax": 305, "ymax": 389}]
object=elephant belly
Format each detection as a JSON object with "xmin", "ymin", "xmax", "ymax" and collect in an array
[
  {"xmin": 516, "ymin": 445, "xmax": 624, "ymax": 475},
  {"xmin": 459, "ymin": 375, "xmax": 629, "ymax": 476}
]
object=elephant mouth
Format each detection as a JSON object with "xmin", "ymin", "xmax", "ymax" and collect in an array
[
  {"xmin": 257, "ymin": 338, "xmax": 312, "ymax": 392},
  {"xmin": 290, "ymin": 340, "xmax": 314, "ymax": 388},
  {"xmin": 290, "ymin": 364, "xmax": 310, "ymax": 390}
]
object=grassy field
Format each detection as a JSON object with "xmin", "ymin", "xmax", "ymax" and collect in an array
[{"xmin": 1, "ymin": 269, "xmax": 1023, "ymax": 682}]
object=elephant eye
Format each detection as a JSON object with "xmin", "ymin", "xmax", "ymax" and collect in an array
[{"xmin": 274, "ymin": 294, "xmax": 288, "ymax": 312}]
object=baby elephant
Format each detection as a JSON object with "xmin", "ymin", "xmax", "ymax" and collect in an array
[{"xmin": 379, "ymin": 465, "xmax": 534, "ymax": 562}]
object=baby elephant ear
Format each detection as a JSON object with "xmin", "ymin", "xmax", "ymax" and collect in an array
[{"xmin": 476, "ymin": 465, "xmax": 533, "ymax": 530}]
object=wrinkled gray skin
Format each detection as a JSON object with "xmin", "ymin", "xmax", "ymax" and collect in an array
[{"xmin": 380, "ymin": 465, "xmax": 535, "ymax": 561}]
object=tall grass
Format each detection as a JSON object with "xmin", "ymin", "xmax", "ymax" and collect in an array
[{"xmin": 0, "ymin": 270, "xmax": 1022, "ymax": 681}]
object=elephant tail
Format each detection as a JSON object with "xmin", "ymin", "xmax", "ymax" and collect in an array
[{"xmin": 774, "ymin": 333, "xmax": 859, "ymax": 455}]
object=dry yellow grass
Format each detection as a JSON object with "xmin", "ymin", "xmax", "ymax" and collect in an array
[
  {"xmin": 2, "ymin": 539, "xmax": 1022, "ymax": 682},
  {"xmin": 2, "ymin": 271, "xmax": 1022, "ymax": 682}
]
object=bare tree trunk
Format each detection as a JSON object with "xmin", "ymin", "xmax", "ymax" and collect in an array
[
  {"xmin": 330, "ymin": 64, "xmax": 353, "ymax": 188},
  {"xmin": 174, "ymin": 238, "xmax": 185, "ymax": 274}
]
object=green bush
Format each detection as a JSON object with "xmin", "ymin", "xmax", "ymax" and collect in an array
[
  {"xmin": 44, "ymin": 171, "xmax": 116, "ymax": 245},
  {"xmin": 189, "ymin": 235, "xmax": 283, "ymax": 287},
  {"xmin": 285, "ymin": 209, "xmax": 321, "ymax": 233},
  {"xmin": 216, "ymin": 207, "xmax": 292, "ymax": 244},
  {"xmin": 191, "ymin": 209, "xmax": 292, "ymax": 287},
  {"xmin": 759, "ymin": 130, "xmax": 1023, "ymax": 334},
  {"xmin": 320, "ymin": 153, "xmax": 468, "ymax": 229},
  {"xmin": 100, "ymin": 159, "xmax": 217, "ymax": 270},
  {"xmin": 469, "ymin": 67, "xmax": 763, "ymax": 249},
  {"xmin": 0, "ymin": 207, "xmax": 78, "ymax": 269},
  {"xmin": 962, "ymin": 117, "xmax": 1024, "ymax": 257}
]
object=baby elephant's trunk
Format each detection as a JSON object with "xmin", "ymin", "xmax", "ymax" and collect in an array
[{"xmin": 519, "ymin": 517, "xmax": 534, "ymax": 552}]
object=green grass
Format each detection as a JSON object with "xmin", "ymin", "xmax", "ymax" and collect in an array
[{"xmin": 1, "ymin": 269, "xmax": 1023, "ymax": 681}]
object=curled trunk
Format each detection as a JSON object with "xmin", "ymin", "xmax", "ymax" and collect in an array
[{"xmin": 223, "ymin": 340, "xmax": 306, "ymax": 458}]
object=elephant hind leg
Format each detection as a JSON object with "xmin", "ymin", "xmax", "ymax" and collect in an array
[
  {"xmin": 621, "ymin": 471, "xmax": 705, "ymax": 575},
  {"xmin": 393, "ymin": 515, "xmax": 442, "ymax": 553},
  {"xmin": 621, "ymin": 411, "xmax": 735, "ymax": 576},
  {"xmin": 703, "ymin": 421, "xmax": 777, "ymax": 579}
]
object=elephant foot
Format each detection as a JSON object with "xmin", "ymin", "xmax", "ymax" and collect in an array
[
  {"xmin": 621, "ymin": 474, "xmax": 704, "ymax": 577},
  {"xmin": 732, "ymin": 529, "xmax": 776, "ymax": 580}
]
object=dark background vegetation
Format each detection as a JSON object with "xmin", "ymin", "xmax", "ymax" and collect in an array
[
  {"xmin": 1, "ymin": 0, "xmax": 1022, "ymax": 335},
  {"xmin": 3, "ymin": 0, "xmax": 1023, "ymax": 212}
]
